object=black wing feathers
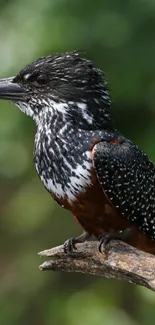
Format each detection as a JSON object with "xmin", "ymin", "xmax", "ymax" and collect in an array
[{"xmin": 93, "ymin": 140, "xmax": 155, "ymax": 239}]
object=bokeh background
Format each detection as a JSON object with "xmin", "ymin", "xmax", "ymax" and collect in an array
[{"xmin": 0, "ymin": 0, "xmax": 155, "ymax": 324}]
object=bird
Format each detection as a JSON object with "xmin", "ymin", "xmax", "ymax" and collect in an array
[{"xmin": 0, "ymin": 51, "xmax": 155, "ymax": 254}]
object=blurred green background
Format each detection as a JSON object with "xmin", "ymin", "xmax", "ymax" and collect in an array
[{"xmin": 0, "ymin": 0, "xmax": 155, "ymax": 324}]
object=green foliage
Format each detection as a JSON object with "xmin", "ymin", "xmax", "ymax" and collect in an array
[{"xmin": 0, "ymin": 1, "xmax": 155, "ymax": 324}]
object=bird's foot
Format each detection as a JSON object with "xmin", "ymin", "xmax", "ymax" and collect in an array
[
  {"xmin": 63, "ymin": 231, "xmax": 91, "ymax": 254},
  {"xmin": 98, "ymin": 228, "xmax": 133, "ymax": 253}
]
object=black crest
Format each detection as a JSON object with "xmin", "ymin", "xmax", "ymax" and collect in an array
[{"xmin": 13, "ymin": 51, "xmax": 110, "ymax": 103}]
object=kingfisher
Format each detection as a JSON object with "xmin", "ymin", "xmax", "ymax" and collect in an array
[{"xmin": 0, "ymin": 51, "xmax": 155, "ymax": 254}]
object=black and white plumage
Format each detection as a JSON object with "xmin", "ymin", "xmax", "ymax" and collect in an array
[
  {"xmin": 0, "ymin": 51, "xmax": 155, "ymax": 253},
  {"xmin": 93, "ymin": 140, "xmax": 155, "ymax": 239},
  {"xmin": 11, "ymin": 52, "xmax": 115, "ymax": 202}
]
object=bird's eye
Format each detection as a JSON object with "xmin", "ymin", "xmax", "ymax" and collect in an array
[{"xmin": 37, "ymin": 74, "xmax": 47, "ymax": 85}]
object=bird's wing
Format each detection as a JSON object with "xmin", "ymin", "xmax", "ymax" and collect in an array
[{"xmin": 92, "ymin": 139, "xmax": 155, "ymax": 239}]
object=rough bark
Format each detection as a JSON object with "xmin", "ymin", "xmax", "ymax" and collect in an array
[{"xmin": 38, "ymin": 240, "xmax": 155, "ymax": 291}]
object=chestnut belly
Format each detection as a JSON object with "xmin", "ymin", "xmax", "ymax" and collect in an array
[{"xmin": 56, "ymin": 173, "xmax": 155, "ymax": 255}]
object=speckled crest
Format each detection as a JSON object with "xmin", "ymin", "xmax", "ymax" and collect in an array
[
  {"xmin": 12, "ymin": 51, "xmax": 113, "ymax": 130},
  {"xmin": 13, "ymin": 51, "xmax": 109, "ymax": 103}
]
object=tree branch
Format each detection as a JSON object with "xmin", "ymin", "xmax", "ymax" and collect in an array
[{"xmin": 38, "ymin": 240, "xmax": 155, "ymax": 291}]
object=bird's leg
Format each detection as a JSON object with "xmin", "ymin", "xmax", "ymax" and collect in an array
[
  {"xmin": 98, "ymin": 228, "xmax": 133, "ymax": 253},
  {"xmin": 64, "ymin": 231, "xmax": 92, "ymax": 254}
]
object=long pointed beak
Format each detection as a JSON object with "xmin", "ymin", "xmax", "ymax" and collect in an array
[{"xmin": 0, "ymin": 77, "xmax": 28, "ymax": 100}]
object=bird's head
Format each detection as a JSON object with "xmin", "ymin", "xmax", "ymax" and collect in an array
[{"xmin": 0, "ymin": 51, "xmax": 113, "ymax": 129}]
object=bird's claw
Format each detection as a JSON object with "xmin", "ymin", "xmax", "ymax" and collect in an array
[
  {"xmin": 98, "ymin": 228, "xmax": 133, "ymax": 253},
  {"xmin": 63, "ymin": 237, "xmax": 77, "ymax": 254},
  {"xmin": 98, "ymin": 233, "xmax": 111, "ymax": 253},
  {"xmin": 63, "ymin": 232, "xmax": 91, "ymax": 254}
]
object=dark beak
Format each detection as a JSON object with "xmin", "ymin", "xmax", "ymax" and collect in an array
[{"xmin": 0, "ymin": 77, "xmax": 28, "ymax": 100}]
